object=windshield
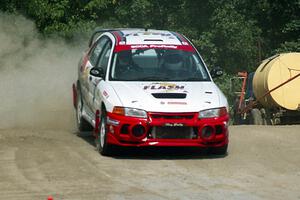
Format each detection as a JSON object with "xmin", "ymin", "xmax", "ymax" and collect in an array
[{"xmin": 109, "ymin": 48, "xmax": 210, "ymax": 81}]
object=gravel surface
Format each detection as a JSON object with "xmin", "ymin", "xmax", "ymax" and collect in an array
[
  {"xmin": 1, "ymin": 14, "xmax": 300, "ymax": 200},
  {"xmin": 0, "ymin": 125, "xmax": 300, "ymax": 200}
]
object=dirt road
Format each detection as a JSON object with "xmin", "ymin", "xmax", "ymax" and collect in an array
[
  {"xmin": 0, "ymin": 125, "xmax": 300, "ymax": 200},
  {"xmin": 1, "ymin": 14, "xmax": 300, "ymax": 200}
]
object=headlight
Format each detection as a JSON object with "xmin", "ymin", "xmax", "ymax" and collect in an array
[
  {"xmin": 199, "ymin": 107, "xmax": 227, "ymax": 119},
  {"xmin": 113, "ymin": 106, "xmax": 147, "ymax": 118}
]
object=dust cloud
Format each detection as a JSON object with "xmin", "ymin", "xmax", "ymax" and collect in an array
[{"xmin": 0, "ymin": 13, "xmax": 83, "ymax": 130}]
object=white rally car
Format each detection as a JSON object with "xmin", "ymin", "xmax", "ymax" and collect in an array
[{"xmin": 72, "ymin": 28, "xmax": 229, "ymax": 155}]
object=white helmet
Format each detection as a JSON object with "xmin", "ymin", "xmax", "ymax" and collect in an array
[{"xmin": 163, "ymin": 52, "xmax": 184, "ymax": 70}]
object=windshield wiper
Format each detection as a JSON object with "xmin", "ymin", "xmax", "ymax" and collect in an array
[{"xmin": 184, "ymin": 77, "xmax": 207, "ymax": 81}]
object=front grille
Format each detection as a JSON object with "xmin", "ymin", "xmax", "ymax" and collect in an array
[{"xmin": 149, "ymin": 126, "xmax": 197, "ymax": 139}]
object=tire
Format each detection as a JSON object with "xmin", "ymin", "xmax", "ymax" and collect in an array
[
  {"xmin": 75, "ymin": 88, "xmax": 93, "ymax": 134},
  {"xmin": 95, "ymin": 112, "xmax": 113, "ymax": 156},
  {"xmin": 250, "ymin": 108, "xmax": 263, "ymax": 125},
  {"xmin": 209, "ymin": 144, "xmax": 228, "ymax": 155}
]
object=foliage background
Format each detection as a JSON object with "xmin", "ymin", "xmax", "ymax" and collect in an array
[{"xmin": 1, "ymin": 0, "xmax": 299, "ymax": 107}]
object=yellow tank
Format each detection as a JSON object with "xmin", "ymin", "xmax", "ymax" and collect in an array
[{"xmin": 253, "ymin": 52, "xmax": 300, "ymax": 110}]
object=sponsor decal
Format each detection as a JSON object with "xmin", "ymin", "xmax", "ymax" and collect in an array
[
  {"xmin": 131, "ymin": 44, "xmax": 149, "ymax": 49},
  {"xmin": 150, "ymin": 45, "xmax": 177, "ymax": 49},
  {"xmin": 164, "ymin": 123, "xmax": 184, "ymax": 127},
  {"xmin": 167, "ymin": 102, "xmax": 187, "ymax": 105},
  {"xmin": 114, "ymin": 44, "xmax": 194, "ymax": 52},
  {"xmin": 131, "ymin": 44, "xmax": 177, "ymax": 49},
  {"xmin": 143, "ymin": 83, "xmax": 185, "ymax": 90},
  {"xmin": 103, "ymin": 91, "xmax": 109, "ymax": 98}
]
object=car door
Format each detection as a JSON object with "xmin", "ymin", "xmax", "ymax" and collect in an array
[
  {"xmin": 83, "ymin": 36, "xmax": 109, "ymax": 114},
  {"xmin": 89, "ymin": 41, "xmax": 112, "ymax": 114}
]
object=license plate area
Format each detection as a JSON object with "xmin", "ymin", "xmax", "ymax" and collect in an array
[{"xmin": 150, "ymin": 126, "xmax": 196, "ymax": 139}]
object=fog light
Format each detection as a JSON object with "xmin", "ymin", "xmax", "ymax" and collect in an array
[
  {"xmin": 132, "ymin": 125, "xmax": 146, "ymax": 138},
  {"xmin": 201, "ymin": 126, "xmax": 214, "ymax": 139}
]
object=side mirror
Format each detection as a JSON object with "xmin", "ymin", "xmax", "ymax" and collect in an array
[
  {"xmin": 210, "ymin": 67, "xmax": 223, "ymax": 78},
  {"xmin": 90, "ymin": 67, "xmax": 105, "ymax": 78}
]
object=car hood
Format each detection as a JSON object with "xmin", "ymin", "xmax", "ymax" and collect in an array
[{"xmin": 109, "ymin": 81, "xmax": 224, "ymax": 113}]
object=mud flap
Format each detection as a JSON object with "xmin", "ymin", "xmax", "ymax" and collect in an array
[
  {"xmin": 72, "ymin": 83, "xmax": 77, "ymax": 108},
  {"xmin": 94, "ymin": 109, "xmax": 100, "ymax": 137}
]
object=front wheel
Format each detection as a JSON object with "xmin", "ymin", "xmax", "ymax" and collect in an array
[
  {"xmin": 75, "ymin": 89, "xmax": 93, "ymax": 134},
  {"xmin": 95, "ymin": 113, "xmax": 113, "ymax": 156}
]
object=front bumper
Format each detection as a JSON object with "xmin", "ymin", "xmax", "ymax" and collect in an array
[{"xmin": 105, "ymin": 112, "xmax": 229, "ymax": 147}]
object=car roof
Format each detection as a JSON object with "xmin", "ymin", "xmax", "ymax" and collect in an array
[
  {"xmin": 89, "ymin": 28, "xmax": 193, "ymax": 52},
  {"xmin": 111, "ymin": 29, "xmax": 188, "ymax": 45},
  {"xmin": 88, "ymin": 28, "xmax": 194, "ymax": 52}
]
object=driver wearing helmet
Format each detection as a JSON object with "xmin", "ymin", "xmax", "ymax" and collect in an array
[
  {"xmin": 160, "ymin": 51, "xmax": 184, "ymax": 73},
  {"xmin": 117, "ymin": 50, "xmax": 133, "ymax": 68},
  {"xmin": 115, "ymin": 50, "xmax": 141, "ymax": 79}
]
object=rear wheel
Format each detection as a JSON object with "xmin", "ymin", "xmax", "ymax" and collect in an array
[
  {"xmin": 75, "ymin": 89, "xmax": 93, "ymax": 134},
  {"xmin": 95, "ymin": 112, "xmax": 113, "ymax": 156}
]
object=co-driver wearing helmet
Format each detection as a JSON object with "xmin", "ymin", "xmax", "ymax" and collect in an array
[{"xmin": 115, "ymin": 50, "xmax": 142, "ymax": 79}]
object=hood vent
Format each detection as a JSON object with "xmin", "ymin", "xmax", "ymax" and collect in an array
[
  {"xmin": 144, "ymin": 39, "xmax": 163, "ymax": 42},
  {"xmin": 152, "ymin": 93, "xmax": 187, "ymax": 99}
]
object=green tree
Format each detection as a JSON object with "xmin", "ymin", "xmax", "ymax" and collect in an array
[
  {"xmin": 1, "ymin": 0, "xmax": 299, "ymax": 102},
  {"xmin": 208, "ymin": 3, "xmax": 261, "ymax": 72}
]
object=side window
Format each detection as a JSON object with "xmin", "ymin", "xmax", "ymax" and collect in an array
[
  {"xmin": 97, "ymin": 42, "xmax": 112, "ymax": 71},
  {"xmin": 192, "ymin": 54, "xmax": 208, "ymax": 80},
  {"xmin": 89, "ymin": 37, "xmax": 108, "ymax": 66}
]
